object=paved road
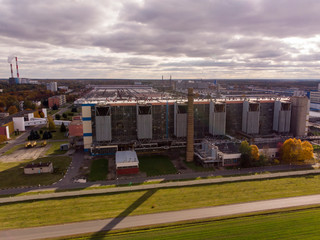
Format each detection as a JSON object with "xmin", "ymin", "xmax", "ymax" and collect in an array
[
  {"xmin": 0, "ymin": 163, "xmax": 314, "ymax": 196},
  {"xmin": 1, "ymin": 168, "xmax": 320, "ymax": 204},
  {"xmin": 1, "ymin": 194, "xmax": 320, "ymax": 240}
]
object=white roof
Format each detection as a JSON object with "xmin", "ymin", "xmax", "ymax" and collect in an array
[{"xmin": 116, "ymin": 151, "xmax": 139, "ymax": 167}]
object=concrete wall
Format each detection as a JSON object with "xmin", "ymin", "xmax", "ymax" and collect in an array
[
  {"xmin": 174, "ymin": 103, "xmax": 187, "ymax": 137},
  {"xmin": 273, "ymin": 101, "xmax": 291, "ymax": 133},
  {"xmin": 209, "ymin": 102, "xmax": 226, "ymax": 136},
  {"xmin": 13, "ymin": 117, "xmax": 25, "ymax": 131},
  {"xmin": 95, "ymin": 116, "xmax": 112, "ymax": 141},
  {"xmin": 24, "ymin": 163, "xmax": 53, "ymax": 174},
  {"xmin": 137, "ymin": 105, "xmax": 152, "ymax": 139},
  {"xmin": 82, "ymin": 105, "xmax": 93, "ymax": 150},
  {"xmin": 242, "ymin": 101, "xmax": 260, "ymax": 134},
  {"xmin": 291, "ymin": 96, "xmax": 309, "ymax": 136}
]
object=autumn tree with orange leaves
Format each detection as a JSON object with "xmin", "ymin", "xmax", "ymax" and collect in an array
[{"xmin": 280, "ymin": 138, "xmax": 314, "ymax": 164}]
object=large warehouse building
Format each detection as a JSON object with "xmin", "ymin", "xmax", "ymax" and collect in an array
[{"xmin": 77, "ymin": 86, "xmax": 309, "ymax": 154}]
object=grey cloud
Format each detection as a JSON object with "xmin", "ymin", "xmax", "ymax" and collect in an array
[{"xmin": 0, "ymin": 0, "xmax": 104, "ymax": 46}]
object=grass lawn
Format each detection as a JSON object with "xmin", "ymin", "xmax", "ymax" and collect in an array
[
  {"xmin": 2, "ymin": 144, "xmax": 24, "ymax": 155},
  {"xmin": 3, "ymin": 174, "xmax": 320, "ymax": 229},
  {"xmin": 139, "ymin": 155, "xmax": 177, "ymax": 176},
  {"xmin": 0, "ymin": 156, "xmax": 71, "ymax": 189},
  {"xmin": 0, "ymin": 143, "xmax": 6, "ymax": 149},
  {"xmin": 88, "ymin": 158, "xmax": 109, "ymax": 181},
  {"xmin": 59, "ymin": 207, "xmax": 320, "ymax": 240},
  {"xmin": 45, "ymin": 141, "xmax": 69, "ymax": 155}
]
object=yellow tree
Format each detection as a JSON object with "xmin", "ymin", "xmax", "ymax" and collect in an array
[
  {"xmin": 300, "ymin": 141, "xmax": 314, "ymax": 163},
  {"xmin": 8, "ymin": 105, "xmax": 18, "ymax": 115},
  {"xmin": 281, "ymin": 138, "xmax": 313, "ymax": 164},
  {"xmin": 47, "ymin": 116, "xmax": 56, "ymax": 131},
  {"xmin": 250, "ymin": 144, "xmax": 260, "ymax": 161}
]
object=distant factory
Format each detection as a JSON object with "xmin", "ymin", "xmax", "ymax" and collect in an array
[
  {"xmin": 77, "ymin": 86, "xmax": 309, "ymax": 157},
  {"xmin": 7, "ymin": 56, "xmax": 39, "ymax": 85}
]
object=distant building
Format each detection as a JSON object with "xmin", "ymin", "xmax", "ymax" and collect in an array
[
  {"xmin": 48, "ymin": 95, "xmax": 66, "ymax": 108},
  {"xmin": 24, "ymin": 162, "xmax": 53, "ymax": 174},
  {"xmin": 68, "ymin": 119, "xmax": 83, "ymax": 137},
  {"xmin": 47, "ymin": 82, "xmax": 58, "ymax": 92}
]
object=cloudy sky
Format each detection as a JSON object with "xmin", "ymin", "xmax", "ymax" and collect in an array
[{"xmin": 1, "ymin": 0, "xmax": 320, "ymax": 79}]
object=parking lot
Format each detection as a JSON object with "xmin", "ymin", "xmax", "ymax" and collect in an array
[{"xmin": 0, "ymin": 145, "xmax": 50, "ymax": 163}]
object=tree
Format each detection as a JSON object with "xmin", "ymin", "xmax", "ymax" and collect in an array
[
  {"xmin": 239, "ymin": 141, "xmax": 252, "ymax": 167},
  {"xmin": 280, "ymin": 138, "xmax": 314, "ymax": 164},
  {"xmin": 60, "ymin": 122, "xmax": 67, "ymax": 132},
  {"xmin": 239, "ymin": 140, "xmax": 251, "ymax": 155},
  {"xmin": 52, "ymin": 104, "xmax": 58, "ymax": 110},
  {"xmin": 250, "ymin": 145, "xmax": 260, "ymax": 161},
  {"xmin": 55, "ymin": 114, "xmax": 61, "ymax": 120},
  {"xmin": 48, "ymin": 116, "xmax": 56, "ymax": 131},
  {"xmin": 39, "ymin": 111, "xmax": 45, "ymax": 118},
  {"xmin": 71, "ymin": 107, "xmax": 78, "ymax": 113},
  {"xmin": 8, "ymin": 105, "xmax": 18, "ymax": 115}
]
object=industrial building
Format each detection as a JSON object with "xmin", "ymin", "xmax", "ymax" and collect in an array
[
  {"xmin": 78, "ymin": 86, "xmax": 309, "ymax": 155},
  {"xmin": 115, "ymin": 151, "xmax": 139, "ymax": 175},
  {"xmin": 47, "ymin": 82, "xmax": 58, "ymax": 92}
]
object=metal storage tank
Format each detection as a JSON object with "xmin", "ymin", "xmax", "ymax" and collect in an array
[
  {"xmin": 136, "ymin": 104, "xmax": 152, "ymax": 139},
  {"xmin": 95, "ymin": 106, "xmax": 112, "ymax": 141},
  {"xmin": 242, "ymin": 100, "xmax": 260, "ymax": 134},
  {"xmin": 273, "ymin": 101, "xmax": 291, "ymax": 133},
  {"xmin": 291, "ymin": 96, "xmax": 309, "ymax": 136},
  {"xmin": 209, "ymin": 101, "xmax": 226, "ymax": 136},
  {"xmin": 174, "ymin": 103, "xmax": 187, "ymax": 137}
]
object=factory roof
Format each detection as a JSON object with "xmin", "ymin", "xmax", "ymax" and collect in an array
[{"xmin": 115, "ymin": 151, "xmax": 139, "ymax": 168}]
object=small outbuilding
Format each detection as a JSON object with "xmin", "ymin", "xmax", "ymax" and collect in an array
[
  {"xmin": 24, "ymin": 162, "xmax": 53, "ymax": 174},
  {"xmin": 60, "ymin": 143, "xmax": 69, "ymax": 151},
  {"xmin": 115, "ymin": 151, "xmax": 139, "ymax": 175}
]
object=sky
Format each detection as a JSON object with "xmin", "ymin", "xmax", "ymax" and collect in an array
[{"xmin": 1, "ymin": 0, "xmax": 320, "ymax": 79}]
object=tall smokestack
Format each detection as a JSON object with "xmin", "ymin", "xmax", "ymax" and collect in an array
[
  {"xmin": 10, "ymin": 63, "xmax": 13, "ymax": 78},
  {"xmin": 15, "ymin": 57, "xmax": 19, "ymax": 78},
  {"xmin": 186, "ymin": 88, "xmax": 194, "ymax": 162}
]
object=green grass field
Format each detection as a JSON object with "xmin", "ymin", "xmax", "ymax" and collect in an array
[
  {"xmin": 139, "ymin": 155, "xmax": 177, "ymax": 176},
  {"xmin": 59, "ymin": 207, "xmax": 320, "ymax": 240},
  {"xmin": 45, "ymin": 141, "xmax": 69, "ymax": 155},
  {"xmin": 89, "ymin": 158, "xmax": 109, "ymax": 181},
  {"xmin": 0, "ymin": 156, "xmax": 71, "ymax": 189},
  {"xmin": 3, "ymin": 174, "xmax": 320, "ymax": 230}
]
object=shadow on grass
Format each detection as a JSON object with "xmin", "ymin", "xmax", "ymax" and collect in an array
[{"xmin": 88, "ymin": 188, "xmax": 158, "ymax": 239}]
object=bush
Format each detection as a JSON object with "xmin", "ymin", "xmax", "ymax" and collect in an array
[
  {"xmin": 62, "ymin": 113, "xmax": 67, "ymax": 119},
  {"xmin": 71, "ymin": 107, "xmax": 78, "ymax": 113},
  {"xmin": 55, "ymin": 114, "xmax": 61, "ymax": 120}
]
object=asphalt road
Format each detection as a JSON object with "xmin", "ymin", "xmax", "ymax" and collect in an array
[{"xmin": 1, "ymin": 194, "xmax": 320, "ymax": 240}]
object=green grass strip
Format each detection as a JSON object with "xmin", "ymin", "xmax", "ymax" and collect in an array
[
  {"xmin": 58, "ymin": 206, "xmax": 320, "ymax": 240},
  {"xmin": 2, "ymin": 174, "xmax": 320, "ymax": 230}
]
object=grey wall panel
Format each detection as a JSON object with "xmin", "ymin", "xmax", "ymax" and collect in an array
[
  {"xmin": 137, "ymin": 114, "xmax": 152, "ymax": 139},
  {"xmin": 247, "ymin": 111, "xmax": 260, "ymax": 134},
  {"xmin": 213, "ymin": 112, "xmax": 226, "ymax": 135},
  {"xmin": 95, "ymin": 116, "xmax": 112, "ymax": 141},
  {"xmin": 176, "ymin": 114, "xmax": 187, "ymax": 137},
  {"xmin": 242, "ymin": 101, "xmax": 249, "ymax": 132},
  {"xmin": 273, "ymin": 101, "xmax": 281, "ymax": 131}
]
